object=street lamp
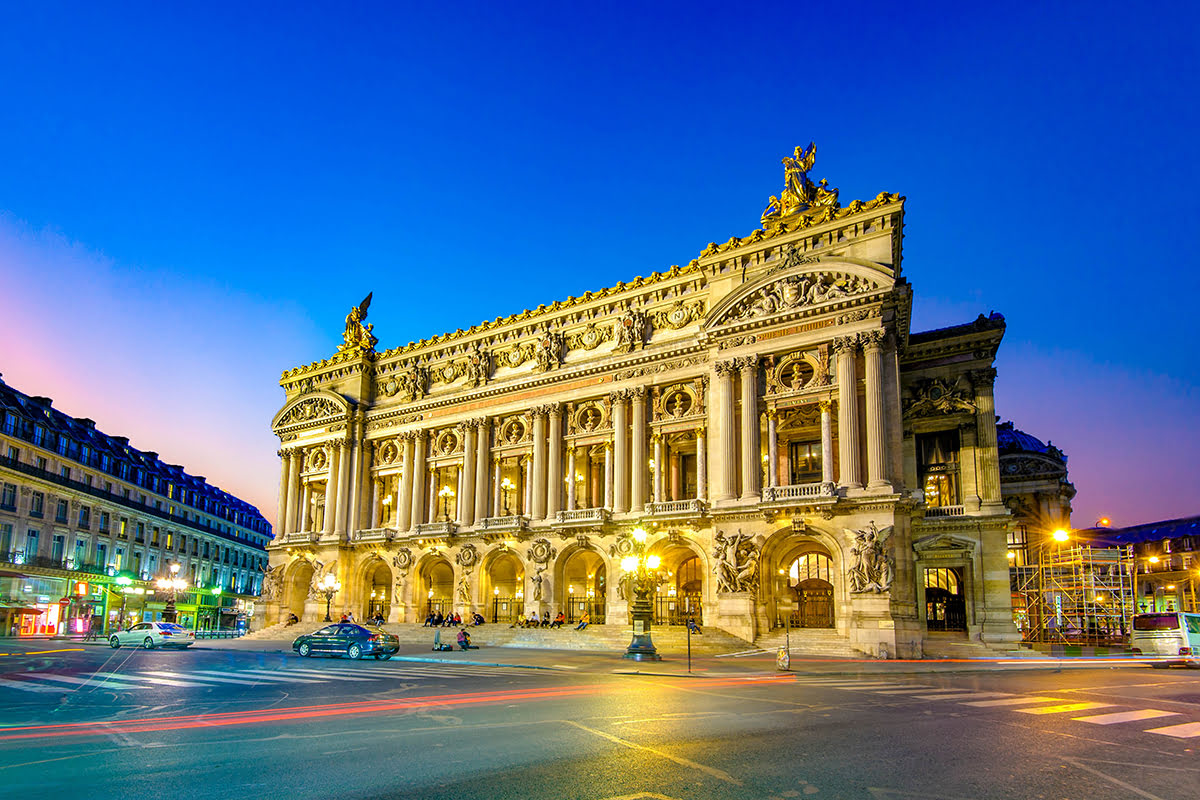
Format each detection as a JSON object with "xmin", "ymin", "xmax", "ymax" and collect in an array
[
  {"xmin": 319, "ymin": 573, "xmax": 341, "ymax": 622},
  {"xmin": 155, "ymin": 562, "xmax": 187, "ymax": 623},
  {"xmin": 620, "ymin": 526, "xmax": 662, "ymax": 662},
  {"xmin": 439, "ymin": 485, "xmax": 455, "ymax": 522},
  {"xmin": 500, "ymin": 477, "xmax": 514, "ymax": 515},
  {"xmin": 114, "ymin": 574, "xmax": 133, "ymax": 629}
]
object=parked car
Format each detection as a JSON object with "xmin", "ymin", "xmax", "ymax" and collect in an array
[
  {"xmin": 293, "ymin": 623, "xmax": 400, "ymax": 660},
  {"xmin": 109, "ymin": 621, "xmax": 196, "ymax": 650}
]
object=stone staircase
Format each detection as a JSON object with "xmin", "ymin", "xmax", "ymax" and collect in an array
[
  {"xmin": 754, "ymin": 628, "xmax": 864, "ymax": 658},
  {"xmin": 241, "ymin": 621, "xmax": 323, "ymax": 641}
]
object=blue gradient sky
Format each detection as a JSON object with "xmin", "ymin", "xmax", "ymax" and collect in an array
[{"xmin": 1, "ymin": 2, "xmax": 1196, "ymax": 529}]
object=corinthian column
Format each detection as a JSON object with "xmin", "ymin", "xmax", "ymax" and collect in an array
[
  {"xmin": 612, "ymin": 392, "xmax": 629, "ymax": 513},
  {"xmin": 630, "ymin": 387, "xmax": 647, "ymax": 511},
  {"xmin": 410, "ymin": 431, "xmax": 427, "ymax": 527},
  {"xmin": 652, "ymin": 433, "xmax": 664, "ymax": 504},
  {"xmin": 711, "ymin": 362, "xmax": 737, "ymax": 501},
  {"xmin": 324, "ymin": 443, "xmax": 341, "ymax": 537},
  {"xmin": 546, "ymin": 405, "xmax": 562, "ymax": 517},
  {"xmin": 461, "ymin": 423, "xmax": 477, "ymax": 527},
  {"xmin": 972, "ymin": 368, "xmax": 1003, "ymax": 509},
  {"xmin": 531, "ymin": 408, "xmax": 548, "ymax": 520},
  {"xmin": 603, "ymin": 442, "xmax": 613, "ymax": 509},
  {"xmin": 474, "ymin": 419, "xmax": 490, "ymax": 522},
  {"xmin": 766, "ymin": 409, "xmax": 778, "ymax": 489},
  {"xmin": 696, "ymin": 427, "xmax": 707, "ymax": 501},
  {"xmin": 737, "ymin": 357, "xmax": 761, "ymax": 501},
  {"xmin": 863, "ymin": 330, "xmax": 891, "ymax": 491},
  {"xmin": 834, "ymin": 336, "xmax": 862, "ymax": 490},
  {"xmin": 285, "ymin": 449, "xmax": 301, "ymax": 533},
  {"xmin": 277, "ymin": 449, "xmax": 291, "ymax": 535},
  {"xmin": 566, "ymin": 445, "xmax": 577, "ymax": 511},
  {"xmin": 819, "ymin": 400, "xmax": 834, "ymax": 487},
  {"xmin": 399, "ymin": 434, "xmax": 415, "ymax": 531}
]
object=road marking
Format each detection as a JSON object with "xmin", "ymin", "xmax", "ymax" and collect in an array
[
  {"xmin": 0, "ymin": 676, "xmax": 65, "ymax": 693},
  {"xmin": 1016, "ymin": 702, "xmax": 1113, "ymax": 715},
  {"xmin": 913, "ymin": 692, "xmax": 1009, "ymax": 701},
  {"xmin": 141, "ymin": 671, "xmax": 263, "ymax": 686},
  {"xmin": 961, "ymin": 696, "xmax": 1064, "ymax": 707},
  {"xmin": 89, "ymin": 672, "xmax": 199, "ymax": 688},
  {"xmin": 1144, "ymin": 722, "xmax": 1200, "ymax": 738},
  {"xmin": 563, "ymin": 720, "xmax": 742, "ymax": 786},
  {"xmin": 793, "ymin": 681, "xmax": 907, "ymax": 689},
  {"xmin": 268, "ymin": 668, "xmax": 378, "ymax": 681},
  {"xmin": 1072, "ymin": 709, "xmax": 1180, "ymax": 725},
  {"xmin": 207, "ymin": 669, "xmax": 325, "ymax": 684},
  {"xmin": 1063, "ymin": 758, "xmax": 1170, "ymax": 800},
  {"xmin": 20, "ymin": 673, "xmax": 142, "ymax": 690}
]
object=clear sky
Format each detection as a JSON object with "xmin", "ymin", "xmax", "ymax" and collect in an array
[{"xmin": 1, "ymin": 2, "xmax": 1196, "ymax": 531}]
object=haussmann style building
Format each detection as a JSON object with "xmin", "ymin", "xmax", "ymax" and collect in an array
[{"xmin": 265, "ymin": 144, "xmax": 1036, "ymax": 657}]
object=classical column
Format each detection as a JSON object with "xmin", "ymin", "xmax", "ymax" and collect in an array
[
  {"xmin": 696, "ymin": 427, "xmax": 708, "ymax": 501},
  {"xmin": 460, "ymin": 423, "xmax": 477, "ymax": 527},
  {"xmin": 324, "ymin": 443, "xmax": 341, "ymax": 537},
  {"xmin": 669, "ymin": 449, "xmax": 682, "ymax": 501},
  {"xmin": 566, "ymin": 445, "xmax": 577, "ymax": 511},
  {"xmin": 277, "ymin": 450, "xmax": 291, "ymax": 535},
  {"xmin": 521, "ymin": 456, "xmax": 531, "ymax": 515},
  {"xmin": 819, "ymin": 400, "xmax": 834, "ymax": 486},
  {"xmin": 863, "ymin": 330, "xmax": 891, "ymax": 491},
  {"xmin": 474, "ymin": 419, "xmax": 490, "ymax": 523},
  {"xmin": 652, "ymin": 433, "xmax": 664, "ymax": 504},
  {"xmin": 370, "ymin": 479, "xmax": 381, "ymax": 528},
  {"xmin": 298, "ymin": 482, "xmax": 311, "ymax": 533},
  {"xmin": 409, "ymin": 431, "xmax": 427, "ymax": 528},
  {"xmin": 354, "ymin": 439, "xmax": 372, "ymax": 531},
  {"xmin": 972, "ymin": 368, "xmax": 1003, "ymax": 508},
  {"xmin": 285, "ymin": 449, "xmax": 301, "ymax": 533},
  {"xmin": 546, "ymin": 405, "xmax": 562, "ymax": 517},
  {"xmin": 611, "ymin": 392, "xmax": 629, "ymax": 513},
  {"xmin": 399, "ymin": 434, "xmax": 415, "ymax": 531},
  {"xmin": 737, "ymin": 357, "xmax": 761, "ymax": 501},
  {"xmin": 834, "ymin": 336, "xmax": 862, "ymax": 490},
  {"xmin": 630, "ymin": 387, "xmax": 647, "ymax": 512},
  {"xmin": 603, "ymin": 442, "xmax": 614, "ymax": 509},
  {"xmin": 712, "ymin": 361, "xmax": 737, "ymax": 501},
  {"xmin": 427, "ymin": 469, "xmax": 438, "ymax": 523},
  {"xmin": 766, "ymin": 409, "xmax": 778, "ymax": 488},
  {"xmin": 492, "ymin": 457, "xmax": 502, "ymax": 516},
  {"xmin": 337, "ymin": 441, "xmax": 353, "ymax": 534},
  {"xmin": 531, "ymin": 409, "xmax": 548, "ymax": 520}
]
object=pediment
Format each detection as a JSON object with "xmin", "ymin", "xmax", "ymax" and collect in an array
[
  {"xmin": 704, "ymin": 253, "xmax": 892, "ymax": 331},
  {"xmin": 272, "ymin": 390, "xmax": 351, "ymax": 430},
  {"xmin": 913, "ymin": 532, "xmax": 979, "ymax": 554}
]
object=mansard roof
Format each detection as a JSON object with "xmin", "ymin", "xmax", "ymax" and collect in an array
[
  {"xmin": 0, "ymin": 376, "xmax": 269, "ymax": 531},
  {"xmin": 1081, "ymin": 515, "xmax": 1200, "ymax": 548}
]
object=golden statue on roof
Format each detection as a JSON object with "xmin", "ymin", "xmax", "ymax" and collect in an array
[
  {"xmin": 761, "ymin": 142, "xmax": 839, "ymax": 228},
  {"xmin": 339, "ymin": 291, "xmax": 379, "ymax": 355}
]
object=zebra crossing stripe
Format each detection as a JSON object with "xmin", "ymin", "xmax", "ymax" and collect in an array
[
  {"xmin": 21, "ymin": 673, "xmax": 142, "ymax": 690},
  {"xmin": 1073, "ymin": 709, "xmax": 1180, "ymax": 725},
  {"xmin": 89, "ymin": 672, "xmax": 198, "ymax": 688},
  {"xmin": 872, "ymin": 687, "xmax": 936, "ymax": 694},
  {"xmin": 268, "ymin": 668, "xmax": 378, "ymax": 681},
  {"xmin": 1016, "ymin": 702, "xmax": 1113, "ymax": 715},
  {"xmin": 209, "ymin": 669, "xmax": 325, "ymax": 684},
  {"xmin": 912, "ymin": 692, "xmax": 1009, "ymax": 701},
  {"xmin": 141, "ymin": 671, "xmax": 263, "ymax": 686},
  {"xmin": 0, "ymin": 676, "xmax": 67, "ymax": 693},
  {"xmin": 962, "ymin": 696, "xmax": 1064, "ymax": 707},
  {"xmin": 1144, "ymin": 722, "xmax": 1200, "ymax": 738}
]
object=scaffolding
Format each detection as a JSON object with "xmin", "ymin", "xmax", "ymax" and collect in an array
[{"xmin": 1013, "ymin": 545, "xmax": 1133, "ymax": 645}]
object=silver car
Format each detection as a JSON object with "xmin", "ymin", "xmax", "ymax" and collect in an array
[{"xmin": 109, "ymin": 621, "xmax": 196, "ymax": 649}]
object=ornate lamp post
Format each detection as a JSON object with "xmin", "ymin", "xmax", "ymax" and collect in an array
[
  {"xmin": 319, "ymin": 572, "xmax": 342, "ymax": 622},
  {"xmin": 500, "ymin": 477, "xmax": 514, "ymax": 515},
  {"xmin": 438, "ymin": 485, "xmax": 455, "ymax": 522},
  {"xmin": 156, "ymin": 562, "xmax": 187, "ymax": 623},
  {"xmin": 621, "ymin": 526, "xmax": 662, "ymax": 661}
]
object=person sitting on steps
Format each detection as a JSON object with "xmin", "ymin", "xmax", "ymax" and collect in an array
[{"xmin": 575, "ymin": 611, "xmax": 590, "ymax": 631}]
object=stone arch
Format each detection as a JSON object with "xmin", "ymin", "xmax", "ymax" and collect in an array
[
  {"xmin": 554, "ymin": 541, "xmax": 610, "ymax": 623},
  {"xmin": 646, "ymin": 533, "xmax": 709, "ymax": 625},
  {"xmin": 415, "ymin": 552, "xmax": 455, "ymax": 619},
  {"xmin": 480, "ymin": 545, "xmax": 525, "ymax": 623},
  {"xmin": 282, "ymin": 558, "xmax": 315, "ymax": 621},
  {"xmin": 760, "ymin": 524, "xmax": 849, "ymax": 634},
  {"xmin": 271, "ymin": 390, "xmax": 351, "ymax": 432},
  {"xmin": 356, "ymin": 555, "xmax": 393, "ymax": 622}
]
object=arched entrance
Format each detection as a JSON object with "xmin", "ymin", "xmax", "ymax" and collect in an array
[
  {"xmin": 284, "ymin": 560, "xmax": 313, "ymax": 621},
  {"xmin": 924, "ymin": 567, "xmax": 966, "ymax": 631},
  {"xmin": 652, "ymin": 544, "xmax": 705, "ymax": 626},
  {"xmin": 485, "ymin": 551, "xmax": 524, "ymax": 623},
  {"xmin": 785, "ymin": 551, "xmax": 835, "ymax": 629},
  {"xmin": 562, "ymin": 549, "xmax": 606, "ymax": 623},
  {"xmin": 420, "ymin": 558, "xmax": 454, "ymax": 618},
  {"xmin": 362, "ymin": 560, "xmax": 391, "ymax": 622}
]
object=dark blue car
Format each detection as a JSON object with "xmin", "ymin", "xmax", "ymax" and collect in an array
[{"xmin": 293, "ymin": 623, "xmax": 400, "ymax": 660}]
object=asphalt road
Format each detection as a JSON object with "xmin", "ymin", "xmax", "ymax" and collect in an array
[{"xmin": 0, "ymin": 639, "xmax": 1198, "ymax": 800}]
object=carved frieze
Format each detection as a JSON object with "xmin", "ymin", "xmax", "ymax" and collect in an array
[
  {"xmin": 903, "ymin": 378, "xmax": 977, "ymax": 420},
  {"xmin": 611, "ymin": 354, "xmax": 706, "ymax": 382},
  {"xmin": 651, "ymin": 299, "xmax": 705, "ymax": 331},
  {"xmin": 612, "ymin": 309, "xmax": 647, "ymax": 353},
  {"xmin": 278, "ymin": 397, "xmax": 343, "ymax": 426},
  {"xmin": 565, "ymin": 322, "xmax": 612, "ymax": 352},
  {"xmin": 728, "ymin": 272, "xmax": 877, "ymax": 324}
]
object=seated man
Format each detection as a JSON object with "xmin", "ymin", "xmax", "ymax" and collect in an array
[
  {"xmin": 528, "ymin": 610, "xmax": 540, "ymax": 628},
  {"xmin": 472, "ymin": 612, "xmax": 485, "ymax": 626},
  {"xmin": 456, "ymin": 629, "xmax": 478, "ymax": 650},
  {"xmin": 687, "ymin": 616, "xmax": 703, "ymax": 635},
  {"xmin": 575, "ymin": 611, "xmax": 590, "ymax": 631},
  {"xmin": 552, "ymin": 611, "xmax": 565, "ymax": 628}
]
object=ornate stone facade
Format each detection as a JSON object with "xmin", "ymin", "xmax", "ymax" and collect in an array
[{"xmin": 266, "ymin": 146, "xmax": 1029, "ymax": 657}]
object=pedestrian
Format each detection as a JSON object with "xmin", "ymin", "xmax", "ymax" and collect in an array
[
  {"xmin": 575, "ymin": 610, "xmax": 590, "ymax": 631},
  {"xmin": 340, "ymin": 612, "xmax": 349, "ymax": 623},
  {"xmin": 687, "ymin": 616, "xmax": 703, "ymax": 635}
]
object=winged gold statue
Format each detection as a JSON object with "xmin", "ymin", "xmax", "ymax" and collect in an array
[
  {"xmin": 339, "ymin": 291, "xmax": 378, "ymax": 354},
  {"xmin": 761, "ymin": 142, "xmax": 838, "ymax": 228}
]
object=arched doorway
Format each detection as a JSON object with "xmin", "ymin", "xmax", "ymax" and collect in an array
[
  {"xmin": 785, "ymin": 551, "xmax": 835, "ymax": 629},
  {"xmin": 924, "ymin": 567, "xmax": 966, "ymax": 631},
  {"xmin": 486, "ymin": 552, "xmax": 524, "ymax": 623},
  {"xmin": 562, "ymin": 550, "xmax": 606, "ymax": 623},
  {"xmin": 284, "ymin": 560, "xmax": 313, "ymax": 622},
  {"xmin": 420, "ymin": 558, "xmax": 454, "ymax": 618},
  {"xmin": 362, "ymin": 561, "xmax": 391, "ymax": 622},
  {"xmin": 652, "ymin": 545, "xmax": 704, "ymax": 626}
]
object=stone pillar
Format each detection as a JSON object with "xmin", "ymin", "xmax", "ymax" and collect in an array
[
  {"xmin": 399, "ymin": 434, "xmax": 415, "ymax": 531},
  {"xmin": 766, "ymin": 409, "xmax": 778, "ymax": 488},
  {"xmin": 461, "ymin": 424, "xmax": 477, "ymax": 527},
  {"xmin": 338, "ymin": 441, "xmax": 353, "ymax": 535},
  {"xmin": 630, "ymin": 387, "xmax": 647, "ymax": 512},
  {"xmin": 370, "ymin": 479, "xmax": 381, "ymax": 528},
  {"xmin": 737, "ymin": 357, "xmax": 761, "ymax": 501},
  {"xmin": 474, "ymin": 419, "xmax": 490, "ymax": 523},
  {"xmin": 546, "ymin": 405, "xmax": 562, "ymax": 518},
  {"xmin": 834, "ymin": 336, "xmax": 862, "ymax": 490},
  {"xmin": 863, "ymin": 330, "xmax": 891, "ymax": 491},
  {"xmin": 566, "ymin": 446, "xmax": 577, "ymax": 511},
  {"xmin": 299, "ymin": 483, "xmax": 311, "ymax": 533},
  {"xmin": 428, "ymin": 469, "xmax": 438, "ymax": 522},
  {"xmin": 696, "ymin": 428, "xmax": 707, "ymax": 501},
  {"xmin": 410, "ymin": 431, "xmax": 427, "ymax": 528},
  {"xmin": 354, "ymin": 439, "xmax": 372, "ymax": 531},
  {"xmin": 521, "ymin": 456, "xmax": 531, "ymax": 515},
  {"xmin": 603, "ymin": 442, "xmax": 613, "ymax": 509},
  {"xmin": 819, "ymin": 401, "xmax": 834, "ymax": 486},
  {"xmin": 972, "ymin": 368, "xmax": 1003, "ymax": 511},
  {"xmin": 324, "ymin": 444, "xmax": 341, "ymax": 537},
  {"xmin": 670, "ymin": 449, "xmax": 683, "ymax": 501},
  {"xmin": 712, "ymin": 361, "xmax": 737, "ymax": 501},
  {"xmin": 531, "ymin": 409, "xmax": 547, "ymax": 520},
  {"xmin": 285, "ymin": 449, "xmax": 301, "ymax": 533},
  {"xmin": 492, "ymin": 457, "xmax": 502, "ymax": 516},
  {"xmin": 652, "ymin": 433, "xmax": 664, "ymax": 503},
  {"xmin": 277, "ymin": 450, "xmax": 291, "ymax": 535},
  {"xmin": 612, "ymin": 392, "xmax": 629, "ymax": 513}
]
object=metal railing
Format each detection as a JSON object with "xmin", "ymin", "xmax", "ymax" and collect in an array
[{"xmin": 925, "ymin": 505, "xmax": 966, "ymax": 518}]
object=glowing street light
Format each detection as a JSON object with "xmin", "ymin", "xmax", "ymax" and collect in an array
[
  {"xmin": 622, "ymin": 526, "xmax": 662, "ymax": 662},
  {"xmin": 1052, "ymin": 529, "xmax": 1070, "ymax": 543},
  {"xmin": 438, "ymin": 485, "xmax": 455, "ymax": 522},
  {"xmin": 500, "ymin": 477, "xmax": 515, "ymax": 515},
  {"xmin": 319, "ymin": 572, "xmax": 342, "ymax": 622}
]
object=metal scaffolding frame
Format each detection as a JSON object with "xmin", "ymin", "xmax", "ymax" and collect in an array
[{"xmin": 1013, "ymin": 545, "xmax": 1133, "ymax": 644}]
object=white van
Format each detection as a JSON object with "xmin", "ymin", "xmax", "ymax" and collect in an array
[{"xmin": 1130, "ymin": 612, "xmax": 1200, "ymax": 668}]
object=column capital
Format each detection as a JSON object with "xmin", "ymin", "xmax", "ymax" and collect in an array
[
  {"xmin": 861, "ymin": 329, "xmax": 888, "ymax": 351},
  {"xmin": 607, "ymin": 389, "xmax": 631, "ymax": 404},
  {"xmin": 968, "ymin": 367, "xmax": 998, "ymax": 389},
  {"xmin": 832, "ymin": 335, "xmax": 859, "ymax": 355},
  {"xmin": 766, "ymin": 406, "xmax": 778, "ymax": 421},
  {"xmin": 630, "ymin": 385, "xmax": 647, "ymax": 400},
  {"xmin": 713, "ymin": 359, "xmax": 737, "ymax": 376},
  {"xmin": 694, "ymin": 424, "xmax": 707, "ymax": 438},
  {"xmin": 818, "ymin": 399, "xmax": 833, "ymax": 413},
  {"xmin": 733, "ymin": 355, "xmax": 759, "ymax": 373}
]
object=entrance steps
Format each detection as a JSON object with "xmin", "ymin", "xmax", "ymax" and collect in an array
[
  {"xmin": 920, "ymin": 632, "xmax": 1033, "ymax": 659},
  {"xmin": 242, "ymin": 621, "xmax": 322, "ymax": 641},
  {"xmin": 755, "ymin": 628, "xmax": 863, "ymax": 658},
  {"xmin": 377, "ymin": 623, "xmax": 751, "ymax": 655}
]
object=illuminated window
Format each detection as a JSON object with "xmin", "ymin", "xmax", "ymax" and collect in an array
[
  {"xmin": 1007, "ymin": 525, "xmax": 1028, "ymax": 567},
  {"xmin": 30, "ymin": 491, "xmax": 44, "ymax": 518},
  {"xmin": 917, "ymin": 430, "xmax": 960, "ymax": 507},
  {"xmin": 788, "ymin": 441, "xmax": 822, "ymax": 485}
]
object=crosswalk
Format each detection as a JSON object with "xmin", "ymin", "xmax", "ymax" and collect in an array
[
  {"xmin": 789, "ymin": 676, "xmax": 1200, "ymax": 740},
  {"xmin": 0, "ymin": 662, "xmax": 537, "ymax": 695}
]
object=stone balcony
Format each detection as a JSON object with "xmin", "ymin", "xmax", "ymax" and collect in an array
[
  {"xmin": 555, "ymin": 507, "xmax": 611, "ymax": 527},
  {"xmin": 645, "ymin": 498, "xmax": 708, "ymax": 520},
  {"xmin": 924, "ymin": 504, "xmax": 966, "ymax": 519},
  {"xmin": 280, "ymin": 530, "xmax": 320, "ymax": 545},
  {"xmin": 415, "ymin": 521, "xmax": 457, "ymax": 536},
  {"xmin": 478, "ymin": 515, "xmax": 530, "ymax": 532},
  {"xmin": 760, "ymin": 482, "xmax": 837, "ymax": 506},
  {"xmin": 349, "ymin": 527, "xmax": 397, "ymax": 544}
]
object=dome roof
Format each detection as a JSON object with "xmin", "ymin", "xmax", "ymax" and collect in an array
[{"xmin": 997, "ymin": 421, "xmax": 1049, "ymax": 454}]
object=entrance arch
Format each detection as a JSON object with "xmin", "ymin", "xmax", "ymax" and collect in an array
[
  {"xmin": 361, "ymin": 560, "xmax": 392, "ymax": 622},
  {"xmin": 284, "ymin": 560, "xmax": 313, "ymax": 621},
  {"xmin": 649, "ymin": 540, "xmax": 706, "ymax": 626},
  {"xmin": 418, "ymin": 557, "xmax": 454, "ymax": 618},
  {"xmin": 924, "ymin": 567, "xmax": 966, "ymax": 632},
  {"xmin": 784, "ymin": 550, "xmax": 836, "ymax": 629},
  {"xmin": 484, "ymin": 551, "xmax": 524, "ymax": 623},
  {"xmin": 561, "ymin": 549, "xmax": 606, "ymax": 623}
]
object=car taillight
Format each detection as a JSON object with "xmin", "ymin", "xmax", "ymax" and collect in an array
[
  {"xmin": 1181, "ymin": 647, "xmax": 1192, "ymax": 655},
  {"xmin": 368, "ymin": 634, "xmax": 379, "ymax": 642},
  {"xmin": 161, "ymin": 631, "xmax": 173, "ymax": 636}
]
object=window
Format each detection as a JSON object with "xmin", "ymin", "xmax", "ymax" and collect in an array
[
  {"xmin": 51, "ymin": 534, "xmax": 65, "ymax": 562},
  {"xmin": 78, "ymin": 506, "xmax": 90, "ymax": 529},
  {"xmin": 1, "ymin": 413, "xmax": 14, "ymax": 435},
  {"xmin": 135, "ymin": 522, "xmax": 145, "ymax": 543},
  {"xmin": 95, "ymin": 542, "xmax": 107, "ymax": 566},
  {"xmin": 36, "ymin": 456, "xmax": 46, "ymax": 471},
  {"xmin": 165, "ymin": 531, "xmax": 173, "ymax": 550},
  {"xmin": 788, "ymin": 441, "xmax": 822, "ymax": 485},
  {"xmin": 151, "ymin": 527, "xmax": 159, "ymax": 547},
  {"xmin": 33, "ymin": 426, "xmax": 45, "ymax": 447},
  {"xmin": 0, "ymin": 483, "xmax": 15, "ymax": 511},
  {"xmin": 55, "ymin": 499, "xmax": 68, "ymax": 523},
  {"xmin": 0, "ymin": 522, "xmax": 11, "ymax": 555},
  {"xmin": 60, "ymin": 465, "xmax": 71, "ymax": 480},
  {"xmin": 84, "ymin": 474, "xmax": 93, "ymax": 488},
  {"xmin": 917, "ymin": 430, "xmax": 960, "ymax": 508},
  {"xmin": 99, "ymin": 511, "xmax": 109, "ymax": 533},
  {"xmin": 30, "ymin": 491, "xmax": 44, "ymax": 517},
  {"xmin": 119, "ymin": 518, "xmax": 128, "ymax": 539},
  {"xmin": 114, "ymin": 548, "xmax": 124, "ymax": 569},
  {"xmin": 73, "ymin": 537, "xmax": 87, "ymax": 565},
  {"xmin": 6, "ymin": 445, "xmax": 18, "ymax": 460},
  {"xmin": 25, "ymin": 530, "xmax": 39, "ymax": 560},
  {"xmin": 1007, "ymin": 525, "xmax": 1029, "ymax": 567}
]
